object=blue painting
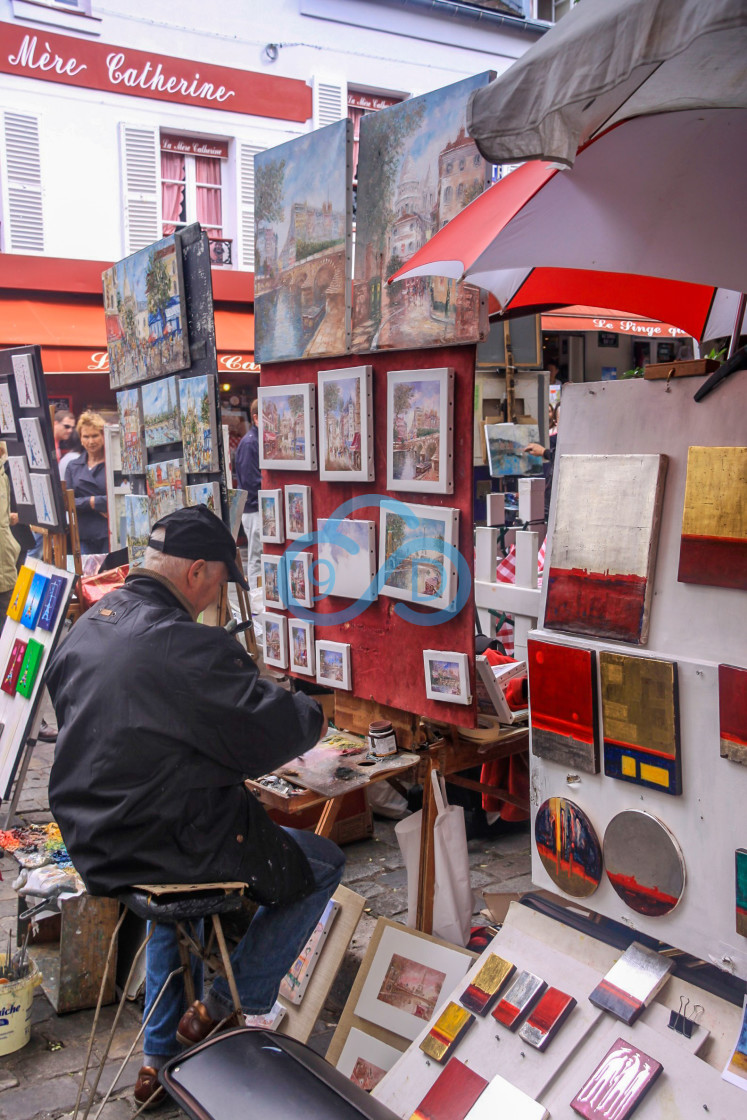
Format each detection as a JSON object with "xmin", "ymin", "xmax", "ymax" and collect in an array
[
  {"xmin": 485, "ymin": 423, "xmax": 544, "ymax": 478},
  {"xmin": 142, "ymin": 376, "xmax": 181, "ymax": 448}
]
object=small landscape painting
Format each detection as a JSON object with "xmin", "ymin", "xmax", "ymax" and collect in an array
[
  {"xmin": 484, "ymin": 422, "xmax": 543, "ymax": 478},
  {"xmin": 184, "ymin": 481, "xmax": 220, "ymax": 513},
  {"xmin": 535, "ymin": 796, "xmax": 602, "ymax": 898},
  {"xmin": 335, "ymin": 1029, "xmax": 402, "ymax": 1093},
  {"xmin": 379, "ymin": 503, "xmax": 458, "ymax": 612},
  {"xmin": 116, "ymin": 388, "xmax": 144, "ymax": 474},
  {"xmin": 387, "ymin": 368, "xmax": 454, "ymax": 493},
  {"xmin": 678, "ymin": 445, "xmax": 746, "ymax": 591},
  {"xmin": 103, "ymin": 233, "xmax": 189, "ymax": 388},
  {"xmin": 318, "ymin": 366, "xmax": 374, "ymax": 482},
  {"xmin": 603, "ymin": 809, "xmax": 685, "ymax": 917},
  {"xmin": 289, "ymin": 619, "xmax": 314, "ymax": 676},
  {"xmin": 379, "ymin": 953, "xmax": 447, "ymax": 1022},
  {"xmin": 719, "ymin": 664, "xmax": 747, "ymax": 765},
  {"xmin": 0, "ymin": 382, "xmax": 15, "ymax": 435},
  {"xmin": 258, "ymin": 383, "xmax": 317, "ymax": 471},
  {"xmin": 145, "ymin": 457, "xmax": 185, "ymax": 522},
  {"xmin": 722, "ymin": 996, "xmax": 747, "ymax": 1090},
  {"xmin": 179, "ymin": 373, "xmax": 219, "ymax": 473},
  {"xmin": 125, "ymin": 493, "xmax": 150, "ymax": 565},
  {"xmin": 285, "ymin": 485, "xmax": 311, "ymax": 540},
  {"xmin": 423, "ymin": 649, "xmax": 470, "ymax": 705},
  {"xmin": 141, "ymin": 376, "xmax": 181, "ymax": 448}
]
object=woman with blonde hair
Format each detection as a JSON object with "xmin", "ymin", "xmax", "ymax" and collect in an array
[{"xmin": 64, "ymin": 410, "xmax": 109, "ymax": 555}]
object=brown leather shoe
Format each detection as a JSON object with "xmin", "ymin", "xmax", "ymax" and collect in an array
[
  {"xmin": 134, "ymin": 1066, "xmax": 165, "ymax": 1110},
  {"xmin": 176, "ymin": 1000, "xmax": 243, "ymax": 1047}
]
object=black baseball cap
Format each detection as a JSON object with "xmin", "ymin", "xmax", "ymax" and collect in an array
[{"xmin": 149, "ymin": 505, "xmax": 249, "ymax": 590}]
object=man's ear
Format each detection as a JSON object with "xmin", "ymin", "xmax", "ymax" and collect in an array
[{"xmin": 186, "ymin": 558, "xmax": 206, "ymax": 585}]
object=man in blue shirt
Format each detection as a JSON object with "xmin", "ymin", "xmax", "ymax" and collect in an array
[{"xmin": 234, "ymin": 399, "xmax": 261, "ymax": 588}]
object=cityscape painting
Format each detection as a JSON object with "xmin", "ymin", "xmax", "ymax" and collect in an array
[
  {"xmin": 387, "ymin": 367, "xmax": 454, "ymax": 493},
  {"xmin": 353, "ymin": 72, "xmax": 492, "ymax": 351},
  {"xmin": 258, "ymin": 383, "xmax": 317, "ymax": 471},
  {"xmin": 179, "ymin": 373, "xmax": 219, "ymax": 473},
  {"xmin": 142, "ymin": 376, "xmax": 181, "ymax": 449},
  {"xmin": 254, "ymin": 120, "xmax": 352, "ymax": 362},
  {"xmin": 318, "ymin": 366, "xmax": 374, "ymax": 482},
  {"xmin": 379, "ymin": 503, "xmax": 459, "ymax": 612},
  {"xmin": 116, "ymin": 388, "xmax": 144, "ymax": 473},
  {"xmin": 423, "ymin": 649, "xmax": 470, "ymax": 705},
  {"xmin": 146, "ymin": 457, "xmax": 185, "ymax": 522},
  {"xmin": 103, "ymin": 233, "xmax": 190, "ymax": 388},
  {"xmin": 125, "ymin": 493, "xmax": 150, "ymax": 565}
]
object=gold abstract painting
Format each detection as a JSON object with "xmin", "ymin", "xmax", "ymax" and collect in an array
[{"xmin": 678, "ymin": 445, "xmax": 747, "ymax": 590}]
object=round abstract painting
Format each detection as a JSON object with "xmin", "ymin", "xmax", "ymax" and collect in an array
[
  {"xmin": 535, "ymin": 797, "xmax": 603, "ymax": 898},
  {"xmin": 604, "ymin": 810, "xmax": 686, "ymax": 917}
]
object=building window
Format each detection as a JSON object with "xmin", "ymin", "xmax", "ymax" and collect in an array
[
  {"xmin": 160, "ymin": 134, "xmax": 229, "ymax": 261},
  {"xmin": 457, "ymin": 183, "xmax": 464, "ymax": 201},
  {"xmin": 444, "ymin": 186, "xmax": 453, "ymax": 203},
  {"xmin": 445, "ymin": 161, "xmax": 453, "ymax": 174},
  {"xmin": 459, "ymin": 158, "xmax": 465, "ymax": 171},
  {"xmin": 473, "ymin": 153, "xmax": 481, "ymax": 167},
  {"xmin": 534, "ymin": 0, "xmax": 577, "ymax": 23}
]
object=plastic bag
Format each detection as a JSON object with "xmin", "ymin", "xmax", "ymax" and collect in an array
[
  {"xmin": 78, "ymin": 563, "xmax": 129, "ymax": 609},
  {"xmin": 395, "ymin": 770, "xmax": 474, "ymax": 946}
]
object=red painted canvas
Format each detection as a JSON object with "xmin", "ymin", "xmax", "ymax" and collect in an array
[
  {"xmin": 544, "ymin": 454, "xmax": 667, "ymax": 644},
  {"xmin": 491, "ymin": 970, "xmax": 546, "ymax": 1030},
  {"xmin": 411, "ymin": 1058, "xmax": 488, "ymax": 1120},
  {"xmin": 678, "ymin": 445, "xmax": 746, "ymax": 591},
  {"xmin": 571, "ymin": 1037, "xmax": 663, "ymax": 1119},
  {"xmin": 719, "ymin": 663, "xmax": 747, "ymax": 765},
  {"xmin": 1, "ymin": 638, "xmax": 27, "ymax": 696},
  {"xmin": 528, "ymin": 638, "xmax": 598, "ymax": 773},
  {"xmin": 518, "ymin": 986, "xmax": 577, "ymax": 1050}
]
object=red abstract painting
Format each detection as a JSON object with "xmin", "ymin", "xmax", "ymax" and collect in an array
[
  {"xmin": 411, "ymin": 1058, "xmax": 488, "ymax": 1120},
  {"xmin": 719, "ymin": 663, "xmax": 747, "ymax": 765},
  {"xmin": 528, "ymin": 638, "xmax": 599, "ymax": 774},
  {"xmin": 678, "ymin": 446, "xmax": 747, "ymax": 591}
]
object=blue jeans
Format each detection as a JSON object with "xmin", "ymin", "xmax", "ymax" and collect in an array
[{"xmin": 142, "ymin": 828, "xmax": 345, "ymax": 1059}]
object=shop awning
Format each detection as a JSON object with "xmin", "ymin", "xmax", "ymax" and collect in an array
[{"xmin": 540, "ymin": 306, "xmax": 690, "ymax": 338}]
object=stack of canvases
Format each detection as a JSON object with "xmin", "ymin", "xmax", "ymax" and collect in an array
[{"xmin": 253, "ymin": 73, "xmax": 497, "ymax": 718}]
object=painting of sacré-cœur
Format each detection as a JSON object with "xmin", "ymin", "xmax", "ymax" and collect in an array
[
  {"xmin": 353, "ymin": 72, "xmax": 492, "ymax": 351},
  {"xmin": 254, "ymin": 120, "xmax": 351, "ymax": 362}
]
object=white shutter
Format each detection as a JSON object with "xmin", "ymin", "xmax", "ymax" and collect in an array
[
  {"xmin": 119, "ymin": 124, "xmax": 159, "ymax": 254},
  {"xmin": 2, "ymin": 112, "xmax": 44, "ymax": 253},
  {"xmin": 312, "ymin": 77, "xmax": 347, "ymax": 128},
  {"xmin": 238, "ymin": 143, "xmax": 263, "ymax": 271}
]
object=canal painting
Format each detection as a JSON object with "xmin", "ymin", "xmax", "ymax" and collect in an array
[
  {"xmin": 179, "ymin": 373, "xmax": 219, "ymax": 473},
  {"xmin": 103, "ymin": 233, "xmax": 190, "ymax": 388},
  {"xmin": 379, "ymin": 503, "xmax": 459, "ymax": 612},
  {"xmin": 142, "ymin": 376, "xmax": 181, "ymax": 449},
  {"xmin": 254, "ymin": 120, "xmax": 352, "ymax": 362},
  {"xmin": 353, "ymin": 73, "xmax": 491, "ymax": 352},
  {"xmin": 258, "ymin": 383, "xmax": 317, "ymax": 471},
  {"xmin": 387, "ymin": 367, "xmax": 454, "ymax": 494},
  {"xmin": 319, "ymin": 366, "xmax": 374, "ymax": 482}
]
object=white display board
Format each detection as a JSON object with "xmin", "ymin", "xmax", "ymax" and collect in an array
[{"xmin": 530, "ymin": 376, "xmax": 747, "ymax": 980}]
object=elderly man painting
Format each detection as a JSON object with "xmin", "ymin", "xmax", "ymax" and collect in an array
[{"xmin": 46, "ymin": 505, "xmax": 344, "ymax": 1108}]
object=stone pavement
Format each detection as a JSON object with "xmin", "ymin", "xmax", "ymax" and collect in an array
[{"xmin": 0, "ymin": 698, "xmax": 533, "ymax": 1120}]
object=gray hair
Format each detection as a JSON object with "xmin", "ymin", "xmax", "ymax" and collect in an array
[{"xmin": 143, "ymin": 527, "xmax": 224, "ymax": 581}]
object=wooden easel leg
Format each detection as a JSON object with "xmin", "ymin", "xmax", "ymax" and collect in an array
[
  {"xmin": 315, "ymin": 797, "xmax": 343, "ymax": 838},
  {"xmin": 416, "ymin": 759, "xmax": 438, "ymax": 934}
]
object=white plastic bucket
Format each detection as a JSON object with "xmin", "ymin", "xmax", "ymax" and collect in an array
[{"xmin": 0, "ymin": 955, "xmax": 42, "ymax": 1056}]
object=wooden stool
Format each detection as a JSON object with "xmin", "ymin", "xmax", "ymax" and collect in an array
[{"xmin": 74, "ymin": 881, "xmax": 247, "ymax": 1120}]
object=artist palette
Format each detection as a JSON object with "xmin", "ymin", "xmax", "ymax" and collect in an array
[
  {"xmin": 492, "ymin": 970, "xmax": 546, "ymax": 1031},
  {"xmin": 459, "ymin": 954, "xmax": 515, "ymax": 1016},
  {"xmin": 570, "ymin": 1037, "xmax": 663, "ymax": 1119},
  {"xmin": 410, "ymin": 1057, "xmax": 488, "ymax": 1120},
  {"xmin": 589, "ymin": 942, "xmax": 672, "ymax": 1026},
  {"xmin": 420, "ymin": 1002, "xmax": 475, "ymax": 1063},
  {"xmin": 518, "ymin": 986, "xmax": 577, "ymax": 1051}
]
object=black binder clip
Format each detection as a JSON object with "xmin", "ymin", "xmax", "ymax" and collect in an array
[{"xmin": 668, "ymin": 996, "xmax": 703, "ymax": 1039}]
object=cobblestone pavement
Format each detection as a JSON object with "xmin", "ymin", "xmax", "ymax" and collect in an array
[{"xmin": 0, "ymin": 696, "xmax": 532, "ymax": 1120}]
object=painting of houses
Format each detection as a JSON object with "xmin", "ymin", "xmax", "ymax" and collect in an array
[
  {"xmin": 103, "ymin": 233, "xmax": 190, "ymax": 388},
  {"xmin": 116, "ymin": 388, "xmax": 144, "ymax": 474},
  {"xmin": 179, "ymin": 373, "xmax": 219, "ymax": 473},
  {"xmin": 319, "ymin": 366, "xmax": 374, "ymax": 482},
  {"xmin": 258, "ymin": 383, "xmax": 317, "ymax": 471},
  {"xmin": 254, "ymin": 120, "xmax": 352, "ymax": 362},
  {"xmin": 353, "ymin": 73, "xmax": 492, "ymax": 352},
  {"xmin": 142, "ymin": 376, "xmax": 181, "ymax": 448},
  {"xmin": 146, "ymin": 457, "xmax": 185, "ymax": 522}
]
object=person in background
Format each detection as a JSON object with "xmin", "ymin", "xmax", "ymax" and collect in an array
[
  {"xmin": 525, "ymin": 401, "xmax": 560, "ymax": 521},
  {"xmin": 234, "ymin": 398, "xmax": 261, "ymax": 589},
  {"xmin": 53, "ymin": 410, "xmax": 76, "ymax": 462},
  {"xmin": 0, "ymin": 442, "xmax": 21, "ymax": 632},
  {"xmin": 64, "ymin": 411, "xmax": 108, "ymax": 555},
  {"xmin": 58, "ymin": 419, "xmax": 82, "ymax": 482}
]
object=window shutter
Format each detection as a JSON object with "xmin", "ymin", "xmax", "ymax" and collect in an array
[
  {"xmin": 312, "ymin": 77, "xmax": 347, "ymax": 128},
  {"xmin": 119, "ymin": 124, "xmax": 159, "ymax": 253},
  {"xmin": 2, "ymin": 112, "xmax": 44, "ymax": 253},
  {"xmin": 238, "ymin": 143, "xmax": 263, "ymax": 270}
]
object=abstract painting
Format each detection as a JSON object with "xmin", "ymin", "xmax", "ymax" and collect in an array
[
  {"xmin": 254, "ymin": 119, "xmax": 352, "ymax": 362},
  {"xmin": 30, "ymin": 474, "xmax": 56, "ymax": 527},
  {"xmin": 600, "ymin": 652, "xmax": 681, "ymax": 794},
  {"xmin": 258, "ymin": 383, "xmax": 317, "ymax": 471},
  {"xmin": 141, "ymin": 376, "xmax": 181, "ymax": 448},
  {"xmin": 719, "ymin": 663, "xmax": 747, "ymax": 765},
  {"xmin": 102, "ymin": 233, "xmax": 189, "ymax": 388},
  {"xmin": 179, "ymin": 373, "xmax": 219, "ymax": 473},
  {"xmin": 678, "ymin": 445, "xmax": 746, "ymax": 591},
  {"xmin": 11, "ymin": 352, "xmax": 38, "ymax": 408},
  {"xmin": 0, "ymin": 382, "xmax": 15, "ymax": 435},
  {"xmin": 459, "ymin": 954, "xmax": 515, "ymax": 1016},
  {"xmin": 423, "ymin": 650, "xmax": 471, "ymax": 705},
  {"xmin": 125, "ymin": 494, "xmax": 151, "ymax": 564},
  {"xmin": 420, "ymin": 1001, "xmax": 475, "ymax": 1063},
  {"xmin": 535, "ymin": 797, "xmax": 602, "ymax": 898},
  {"xmin": 184, "ymin": 482, "xmax": 221, "ymax": 513},
  {"xmin": 379, "ymin": 502, "xmax": 459, "ymax": 612},
  {"xmin": 335, "ymin": 1029, "xmax": 402, "ymax": 1093},
  {"xmin": 518, "ymin": 987, "xmax": 577, "ymax": 1051},
  {"xmin": 411, "ymin": 1058, "xmax": 488, "ymax": 1119},
  {"xmin": 317, "ymin": 519, "xmax": 377, "ymax": 602},
  {"xmin": 262, "ymin": 612, "xmax": 288, "ymax": 669},
  {"xmin": 146, "ymin": 457, "xmax": 185, "ymax": 522},
  {"xmin": 315, "ymin": 640, "xmax": 351, "ymax": 691},
  {"xmin": 736, "ymin": 850, "xmax": 747, "ymax": 938},
  {"xmin": 259, "ymin": 489, "xmax": 284, "ymax": 544},
  {"xmin": 19, "ymin": 416, "xmax": 49, "ymax": 469},
  {"xmin": 589, "ymin": 942, "xmax": 673, "ymax": 1026},
  {"xmin": 484, "ymin": 423, "xmax": 543, "ymax": 479},
  {"xmin": 464, "ymin": 1075, "xmax": 549, "ymax": 1120},
  {"xmin": 528, "ymin": 638, "xmax": 599, "ymax": 774},
  {"xmin": 387, "ymin": 368, "xmax": 454, "ymax": 494},
  {"xmin": 280, "ymin": 897, "xmax": 339, "ymax": 1004},
  {"xmin": 289, "ymin": 618, "xmax": 314, "ymax": 676},
  {"xmin": 571, "ymin": 1038, "xmax": 663, "ymax": 1119},
  {"xmin": 353, "ymin": 73, "xmax": 491, "ymax": 351},
  {"xmin": 8, "ymin": 457, "xmax": 32, "ymax": 507},
  {"xmin": 544, "ymin": 454, "xmax": 668, "ymax": 644},
  {"xmin": 603, "ymin": 810, "xmax": 686, "ymax": 917},
  {"xmin": 285, "ymin": 484, "xmax": 312, "ymax": 540},
  {"xmin": 318, "ymin": 366, "xmax": 374, "ymax": 483},
  {"xmin": 116, "ymin": 388, "xmax": 144, "ymax": 473},
  {"xmin": 261, "ymin": 554, "xmax": 286, "ymax": 610},
  {"xmin": 491, "ymin": 970, "xmax": 546, "ymax": 1031},
  {"xmin": 287, "ymin": 551, "xmax": 313, "ymax": 609},
  {"xmin": 722, "ymin": 996, "xmax": 747, "ymax": 1089}
]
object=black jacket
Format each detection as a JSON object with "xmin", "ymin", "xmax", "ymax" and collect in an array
[
  {"xmin": 47, "ymin": 571, "xmax": 323, "ymax": 902},
  {"xmin": 234, "ymin": 426, "xmax": 260, "ymax": 512}
]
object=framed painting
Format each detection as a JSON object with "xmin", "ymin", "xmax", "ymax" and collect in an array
[
  {"xmin": 285, "ymin": 484, "xmax": 312, "ymax": 540},
  {"xmin": 116, "ymin": 388, "xmax": 145, "ymax": 474},
  {"xmin": 289, "ymin": 618, "xmax": 315, "ymax": 676},
  {"xmin": 600, "ymin": 652, "xmax": 681, "ymax": 795},
  {"xmin": 0, "ymin": 382, "xmax": 15, "ymax": 435},
  {"xmin": 720, "ymin": 664, "xmax": 747, "ymax": 765},
  {"xmin": 379, "ymin": 502, "xmax": 460, "ymax": 612},
  {"xmin": 315, "ymin": 640, "xmax": 351, "ymax": 691},
  {"xmin": 19, "ymin": 417, "xmax": 49, "ymax": 470},
  {"xmin": 102, "ymin": 232, "xmax": 190, "ymax": 388},
  {"xmin": 184, "ymin": 481, "xmax": 221, "ymax": 513},
  {"xmin": 125, "ymin": 493, "xmax": 151, "ymax": 565},
  {"xmin": 141, "ymin": 376, "xmax": 182, "ymax": 449},
  {"xmin": 387, "ymin": 368, "xmax": 454, "ymax": 494},
  {"xmin": 528, "ymin": 637, "xmax": 599, "ymax": 774},
  {"xmin": 352, "ymin": 72, "xmax": 492, "ymax": 352},
  {"xmin": 423, "ymin": 650, "xmax": 471, "ymax": 705},
  {"xmin": 678, "ymin": 445, "xmax": 746, "ymax": 591},
  {"xmin": 317, "ymin": 518, "xmax": 377, "ymax": 602},
  {"xmin": 262, "ymin": 612, "xmax": 288, "ymax": 669},
  {"xmin": 258, "ymin": 383, "xmax": 317, "ymax": 471},
  {"xmin": 30, "ymin": 474, "xmax": 56, "ymax": 526},
  {"xmin": 318, "ymin": 366, "xmax": 374, "ymax": 482},
  {"xmin": 11, "ymin": 352, "xmax": 38, "ymax": 408},
  {"xmin": 179, "ymin": 372, "xmax": 219, "ymax": 473},
  {"xmin": 145, "ymin": 457, "xmax": 185, "ymax": 522},
  {"xmin": 254, "ymin": 118, "xmax": 352, "ymax": 362},
  {"xmin": 8, "ymin": 457, "xmax": 32, "ymax": 508},
  {"xmin": 484, "ymin": 423, "xmax": 544, "ymax": 478},
  {"xmin": 259, "ymin": 489, "xmax": 285, "ymax": 544},
  {"xmin": 335, "ymin": 1029, "xmax": 403, "ymax": 1094},
  {"xmin": 287, "ymin": 551, "xmax": 313, "ymax": 609},
  {"xmin": 261, "ymin": 553, "xmax": 287, "ymax": 610},
  {"xmin": 535, "ymin": 797, "xmax": 602, "ymax": 899},
  {"xmin": 544, "ymin": 453, "xmax": 668, "ymax": 644}
]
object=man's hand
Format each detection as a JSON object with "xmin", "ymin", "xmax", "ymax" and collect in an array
[{"xmin": 524, "ymin": 442, "xmax": 546, "ymax": 457}]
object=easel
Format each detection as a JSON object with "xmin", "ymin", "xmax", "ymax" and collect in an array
[{"xmin": 216, "ymin": 548, "xmax": 258, "ymax": 659}]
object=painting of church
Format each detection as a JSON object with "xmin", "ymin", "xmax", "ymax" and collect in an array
[{"xmin": 179, "ymin": 373, "xmax": 219, "ymax": 473}]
